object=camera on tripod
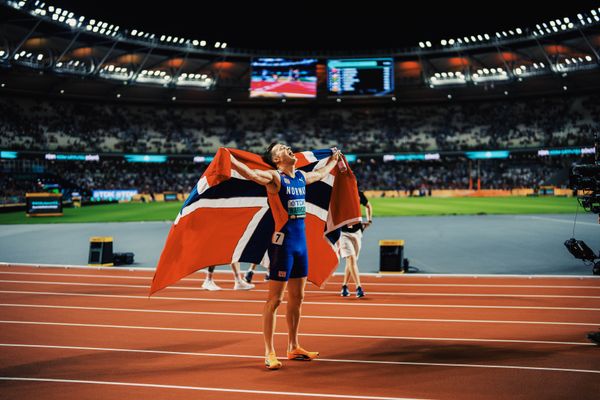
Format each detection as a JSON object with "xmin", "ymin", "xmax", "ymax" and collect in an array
[{"xmin": 565, "ymin": 134, "xmax": 600, "ymax": 275}]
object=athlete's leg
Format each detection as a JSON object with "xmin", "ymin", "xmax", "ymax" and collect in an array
[
  {"xmin": 244, "ymin": 263, "xmax": 257, "ymax": 283},
  {"xmin": 285, "ymin": 276, "xmax": 306, "ymax": 351},
  {"xmin": 202, "ymin": 266, "xmax": 221, "ymax": 291},
  {"xmin": 264, "ymin": 279, "xmax": 287, "ymax": 356},
  {"xmin": 232, "ymin": 262, "xmax": 254, "ymax": 290},
  {"xmin": 346, "ymin": 255, "xmax": 362, "ymax": 288},
  {"xmin": 343, "ymin": 258, "xmax": 352, "ymax": 286}
]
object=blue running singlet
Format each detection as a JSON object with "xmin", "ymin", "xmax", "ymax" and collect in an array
[{"xmin": 268, "ymin": 170, "xmax": 309, "ymax": 281}]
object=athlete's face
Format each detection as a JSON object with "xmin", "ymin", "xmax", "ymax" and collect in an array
[{"xmin": 271, "ymin": 143, "xmax": 297, "ymax": 166}]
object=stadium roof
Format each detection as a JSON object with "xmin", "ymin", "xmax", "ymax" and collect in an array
[
  {"xmin": 42, "ymin": 0, "xmax": 600, "ymax": 52},
  {"xmin": 1, "ymin": 0, "xmax": 600, "ymax": 104}
]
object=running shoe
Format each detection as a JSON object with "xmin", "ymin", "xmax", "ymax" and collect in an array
[
  {"xmin": 201, "ymin": 280, "xmax": 221, "ymax": 291},
  {"xmin": 244, "ymin": 270, "xmax": 254, "ymax": 283},
  {"xmin": 341, "ymin": 285, "xmax": 349, "ymax": 297},
  {"xmin": 356, "ymin": 286, "xmax": 365, "ymax": 298},
  {"xmin": 287, "ymin": 347, "xmax": 319, "ymax": 361},
  {"xmin": 265, "ymin": 352, "xmax": 282, "ymax": 370},
  {"xmin": 234, "ymin": 280, "xmax": 255, "ymax": 290}
]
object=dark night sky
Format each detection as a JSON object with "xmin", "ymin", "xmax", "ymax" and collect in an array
[{"xmin": 44, "ymin": 1, "xmax": 600, "ymax": 51}]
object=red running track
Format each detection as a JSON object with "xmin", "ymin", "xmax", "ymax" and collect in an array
[{"xmin": 0, "ymin": 264, "xmax": 599, "ymax": 400}]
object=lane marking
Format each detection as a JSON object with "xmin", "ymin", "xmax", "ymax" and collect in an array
[
  {"xmin": 0, "ymin": 320, "xmax": 594, "ymax": 346},
  {"xmin": 1, "ymin": 344, "xmax": 599, "ymax": 375},
  {"xmin": 520, "ymin": 216, "xmax": 600, "ymax": 227},
  {"xmin": 2, "ymin": 280, "xmax": 599, "ymax": 299},
  {"xmin": 1, "ymin": 271, "xmax": 599, "ymax": 290},
  {"xmin": 1, "ymin": 303, "xmax": 598, "ymax": 327},
  {"xmin": 0, "ymin": 376, "xmax": 425, "ymax": 400},
  {"xmin": 2, "ymin": 290, "xmax": 600, "ymax": 311},
  {"xmin": 2, "ymin": 262, "xmax": 600, "ymax": 280}
]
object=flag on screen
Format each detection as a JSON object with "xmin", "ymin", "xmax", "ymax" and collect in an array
[{"xmin": 149, "ymin": 147, "xmax": 361, "ymax": 296}]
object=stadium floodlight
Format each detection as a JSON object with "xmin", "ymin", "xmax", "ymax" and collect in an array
[
  {"xmin": 419, "ymin": 42, "xmax": 425, "ymax": 48},
  {"xmin": 448, "ymin": 39, "xmax": 455, "ymax": 45},
  {"xmin": 0, "ymin": 50, "xmax": 4, "ymax": 57},
  {"xmin": 563, "ymin": 85, "xmax": 568, "ymax": 91},
  {"xmin": 484, "ymin": 34, "xmax": 490, "ymax": 40},
  {"xmin": 37, "ymin": 54, "xmax": 43, "ymax": 61},
  {"xmin": 426, "ymin": 41, "xmax": 432, "ymax": 47},
  {"xmin": 215, "ymin": 42, "xmax": 221, "ymax": 48},
  {"xmin": 441, "ymin": 39, "xmax": 447, "ymax": 46},
  {"xmin": 221, "ymin": 43, "xmax": 227, "ymax": 49},
  {"xmin": 477, "ymin": 34, "xmax": 483, "ymax": 41},
  {"xmin": 586, "ymin": 55, "xmax": 593, "ymax": 61},
  {"xmin": 192, "ymin": 40, "xmax": 199, "ymax": 46},
  {"xmin": 200, "ymin": 40, "xmax": 206, "ymax": 46}
]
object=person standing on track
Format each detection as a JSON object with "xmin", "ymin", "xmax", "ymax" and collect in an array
[
  {"xmin": 244, "ymin": 263, "xmax": 270, "ymax": 283},
  {"xmin": 202, "ymin": 263, "xmax": 255, "ymax": 291},
  {"xmin": 340, "ymin": 188, "xmax": 372, "ymax": 298},
  {"xmin": 229, "ymin": 143, "xmax": 341, "ymax": 370}
]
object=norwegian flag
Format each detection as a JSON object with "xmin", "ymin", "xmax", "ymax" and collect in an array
[{"xmin": 149, "ymin": 147, "xmax": 362, "ymax": 296}]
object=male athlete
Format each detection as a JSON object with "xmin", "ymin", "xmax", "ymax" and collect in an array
[{"xmin": 229, "ymin": 143, "xmax": 341, "ymax": 369}]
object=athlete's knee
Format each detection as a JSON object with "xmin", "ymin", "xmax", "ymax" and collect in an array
[
  {"xmin": 289, "ymin": 290, "xmax": 304, "ymax": 304},
  {"xmin": 266, "ymin": 296, "xmax": 283, "ymax": 311}
]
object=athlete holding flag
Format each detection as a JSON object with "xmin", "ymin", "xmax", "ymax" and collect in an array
[{"xmin": 229, "ymin": 143, "xmax": 342, "ymax": 370}]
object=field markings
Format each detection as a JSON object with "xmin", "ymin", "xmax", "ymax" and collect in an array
[
  {"xmin": 0, "ymin": 320, "xmax": 594, "ymax": 346},
  {"xmin": 1, "ymin": 343, "xmax": 599, "ymax": 375},
  {"xmin": 1, "ymin": 303, "xmax": 597, "ymax": 327},
  {"xmin": 0, "ymin": 375, "xmax": 427, "ymax": 400},
  {"xmin": 1, "ymin": 271, "xmax": 600, "ymax": 289},
  {"xmin": 2, "ymin": 290, "xmax": 600, "ymax": 311},
  {"xmin": 2, "ymin": 279, "xmax": 600, "ymax": 299}
]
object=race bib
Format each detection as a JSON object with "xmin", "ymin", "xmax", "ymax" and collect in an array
[
  {"xmin": 288, "ymin": 199, "xmax": 306, "ymax": 217},
  {"xmin": 272, "ymin": 231, "xmax": 285, "ymax": 245}
]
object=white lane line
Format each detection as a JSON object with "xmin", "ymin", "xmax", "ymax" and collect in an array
[
  {"xmin": 2, "ymin": 290, "xmax": 600, "ymax": 311},
  {"xmin": 0, "ymin": 376, "xmax": 424, "ymax": 400},
  {"xmin": 0, "ymin": 320, "xmax": 594, "ymax": 346},
  {"xmin": 3, "ymin": 262, "xmax": 600, "ymax": 280},
  {"xmin": 1, "ymin": 271, "xmax": 599, "ymax": 290},
  {"xmin": 1, "ymin": 303, "xmax": 598, "ymax": 327},
  {"xmin": 2, "ymin": 280, "xmax": 599, "ymax": 299},
  {"xmin": 2, "ymin": 343, "xmax": 599, "ymax": 375},
  {"xmin": 3, "ymin": 263, "xmax": 600, "ymax": 281},
  {"xmin": 520, "ymin": 216, "xmax": 600, "ymax": 227}
]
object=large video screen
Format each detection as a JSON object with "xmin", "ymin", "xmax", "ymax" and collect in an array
[
  {"xmin": 250, "ymin": 58, "xmax": 317, "ymax": 98},
  {"xmin": 327, "ymin": 58, "xmax": 394, "ymax": 96}
]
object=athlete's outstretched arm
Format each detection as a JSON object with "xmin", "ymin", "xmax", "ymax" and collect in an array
[
  {"xmin": 229, "ymin": 153, "xmax": 275, "ymax": 186},
  {"xmin": 302, "ymin": 150, "xmax": 341, "ymax": 185}
]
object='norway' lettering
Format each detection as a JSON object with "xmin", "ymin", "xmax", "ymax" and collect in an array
[{"xmin": 285, "ymin": 186, "xmax": 306, "ymax": 195}]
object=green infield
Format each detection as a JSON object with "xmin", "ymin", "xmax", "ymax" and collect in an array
[
  {"xmin": 368, "ymin": 196, "xmax": 580, "ymax": 216},
  {"xmin": 0, "ymin": 196, "xmax": 580, "ymax": 224}
]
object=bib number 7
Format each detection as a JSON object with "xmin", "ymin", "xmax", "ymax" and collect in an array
[{"xmin": 272, "ymin": 232, "xmax": 285, "ymax": 245}]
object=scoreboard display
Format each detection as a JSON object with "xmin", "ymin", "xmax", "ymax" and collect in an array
[
  {"xmin": 26, "ymin": 193, "xmax": 63, "ymax": 217},
  {"xmin": 327, "ymin": 58, "xmax": 394, "ymax": 96},
  {"xmin": 251, "ymin": 58, "xmax": 318, "ymax": 98}
]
